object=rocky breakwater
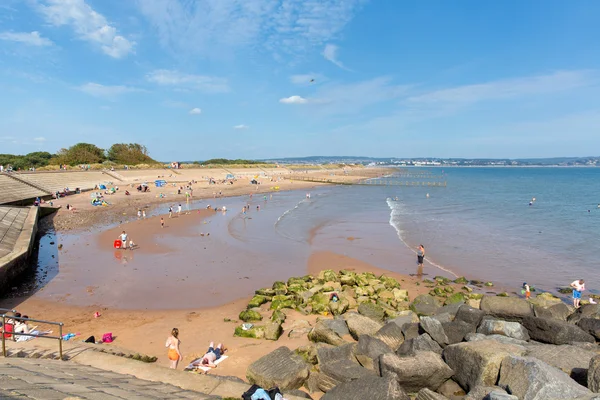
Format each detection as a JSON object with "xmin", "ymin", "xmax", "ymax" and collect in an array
[{"xmin": 243, "ymin": 276, "xmax": 600, "ymax": 400}]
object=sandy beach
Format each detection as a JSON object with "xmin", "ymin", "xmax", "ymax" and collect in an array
[{"xmin": 1, "ymin": 165, "xmax": 466, "ymax": 386}]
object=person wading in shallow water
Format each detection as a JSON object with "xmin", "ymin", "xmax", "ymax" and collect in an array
[
  {"xmin": 165, "ymin": 328, "xmax": 182, "ymax": 369},
  {"xmin": 416, "ymin": 244, "xmax": 425, "ymax": 277}
]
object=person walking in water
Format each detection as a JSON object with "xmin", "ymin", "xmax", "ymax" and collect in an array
[
  {"xmin": 571, "ymin": 279, "xmax": 585, "ymax": 308},
  {"xmin": 165, "ymin": 328, "xmax": 182, "ymax": 369},
  {"xmin": 417, "ymin": 245, "xmax": 425, "ymax": 268}
]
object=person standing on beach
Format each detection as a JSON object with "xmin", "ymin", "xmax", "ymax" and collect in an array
[
  {"xmin": 178, "ymin": 204, "xmax": 182, "ymax": 215},
  {"xmin": 165, "ymin": 328, "xmax": 182, "ymax": 369},
  {"xmin": 570, "ymin": 279, "xmax": 585, "ymax": 308},
  {"xmin": 137, "ymin": 209, "xmax": 141, "ymax": 219},
  {"xmin": 119, "ymin": 231, "xmax": 128, "ymax": 249},
  {"xmin": 142, "ymin": 210, "xmax": 146, "ymax": 218},
  {"xmin": 168, "ymin": 206, "xmax": 173, "ymax": 218},
  {"xmin": 417, "ymin": 245, "xmax": 425, "ymax": 268}
]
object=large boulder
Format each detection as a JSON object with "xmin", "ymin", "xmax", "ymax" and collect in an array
[
  {"xmin": 374, "ymin": 322, "xmax": 405, "ymax": 351},
  {"xmin": 389, "ymin": 311, "xmax": 420, "ymax": 327},
  {"xmin": 379, "ymin": 351, "xmax": 454, "ymax": 393},
  {"xmin": 589, "ymin": 354, "xmax": 600, "ymax": 392},
  {"xmin": 308, "ymin": 320, "xmax": 348, "ymax": 346},
  {"xmin": 410, "ymin": 295, "xmax": 441, "ymax": 316},
  {"xmin": 358, "ymin": 302, "xmax": 386, "ymax": 322},
  {"xmin": 239, "ymin": 309, "xmax": 263, "ymax": 322},
  {"xmin": 402, "ymin": 323, "xmax": 421, "ymax": 340},
  {"xmin": 310, "ymin": 371, "xmax": 339, "ymax": 393},
  {"xmin": 498, "ymin": 356, "xmax": 592, "ymax": 399},
  {"xmin": 529, "ymin": 292, "xmax": 562, "ymax": 308},
  {"xmin": 442, "ymin": 320, "xmax": 477, "ymax": 344},
  {"xmin": 455, "ymin": 305, "xmax": 485, "ymax": 327},
  {"xmin": 437, "ymin": 379, "xmax": 466, "ymax": 398},
  {"xmin": 416, "ymin": 388, "xmax": 450, "ymax": 400},
  {"xmin": 320, "ymin": 359, "xmax": 377, "ymax": 383},
  {"xmin": 476, "ymin": 318, "xmax": 530, "ymax": 341},
  {"xmin": 463, "ymin": 386, "xmax": 511, "ymax": 400},
  {"xmin": 321, "ymin": 375, "xmax": 410, "ymax": 400},
  {"xmin": 397, "ymin": 333, "xmax": 443, "ymax": 356},
  {"xmin": 442, "ymin": 340, "xmax": 527, "ymax": 391},
  {"xmin": 355, "ymin": 335, "xmax": 392, "ymax": 371},
  {"xmin": 265, "ymin": 321, "xmax": 283, "ymax": 340},
  {"xmin": 522, "ymin": 316, "xmax": 595, "ymax": 345},
  {"xmin": 578, "ymin": 318, "xmax": 600, "ymax": 341},
  {"xmin": 525, "ymin": 343, "xmax": 596, "ymax": 386},
  {"xmin": 464, "ymin": 333, "xmax": 528, "ymax": 346},
  {"xmin": 480, "ymin": 296, "xmax": 533, "ymax": 321},
  {"xmin": 343, "ymin": 312, "xmax": 384, "ymax": 340},
  {"xmin": 533, "ymin": 302, "xmax": 571, "ymax": 321},
  {"xmin": 246, "ymin": 347, "xmax": 310, "ymax": 390},
  {"xmin": 317, "ymin": 342, "xmax": 358, "ymax": 365},
  {"xmin": 420, "ymin": 316, "xmax": 450, "ymax": 347}
]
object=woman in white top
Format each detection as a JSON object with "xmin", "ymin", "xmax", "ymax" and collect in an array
[{"xmin": 165, "ymin": 328, "xmax": 182, "ymax": 369}]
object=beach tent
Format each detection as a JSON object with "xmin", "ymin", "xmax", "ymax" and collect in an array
[
  {"xmin": 155, "ymin": 179, "xmax": 167, "ymax": 187},
  {"xmin": 226, "ymin": 174, "xmax": 235, "ymax": 179},
  {"xmin": 99, "ymin": 184, "xmax": 107, "ymax": 190}
]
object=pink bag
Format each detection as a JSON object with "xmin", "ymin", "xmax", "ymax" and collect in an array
[{"xmin": 102, "ymin": 332, "xmax": 113, "ymax": 343}]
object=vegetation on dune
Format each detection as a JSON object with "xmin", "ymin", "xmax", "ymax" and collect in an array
[
  {"xmin": 106, "ymin": 143, "xmax": 155, "ymax": 165},
  {"xmin": 197, "ymin": 158, "xmax": 264, "ymax": 165},
  {"xmin": 0, "ymin": 152, "xmax": 53, "ymax": 170}
]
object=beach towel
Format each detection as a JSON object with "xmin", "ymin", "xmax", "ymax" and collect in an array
[{"xmin": 185, "ymin": 355, "xmax": 229, "ymax": 372}]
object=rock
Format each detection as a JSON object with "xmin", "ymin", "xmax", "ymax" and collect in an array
[
  {"xmin": 589, "ymin": 354, "xmax": 600, "ymax": 392},
  {"xmin": 530, "ymin": 292, "xmax": 562, "ymax": 308},
  {"xmin": 397, "ymin": 333, "xmax": 443, "ymax": 356},
  {"xmin": 402, "ymin": 323, "xmax": 421, "ymax": 340},
  {"xmin": 343, "ymin": 312, "xmax": 384, "ymax": 340},
  {"xmin": 380, "ymin": 275, "xmax": 402, "ymax": 290},
  {"xmin": 392, "ymin": 288, "xmax": 409, "ymax": 302},
  {"xmin": 410, "ymin": 295, "xmax": 442, "ymax": 316},
  {"xmin": 578, "ymin": 318, "xmax": 600, "ymax": 341},
  {"xmin": 317, "ymin": 342, "xmax": 358, "ymax": 365},
  {"xmin": 486, "ymin": 392, "xmax": 518, "ymax": 400},
  {"xmin": 476, "ymin": 318, "xmax": 530, "ymax": 341},
  {"xmin": 234, "ymin": 325, "xmax": 265, "ymax": 339},
  {"xmin": 272, "ymin": 281, "xmax": 288, "ymax": 295},
  {"xmin": 454, "ymin": 277, "xmax": 469, "ymax": 284},
  {"xmin": 248, "ymin": 295, "xmax": 269, "ymax": 308},
  {"xmin": 389, "ymin": 311, "xmax": 419, "ymax": 327},
  {"xmin": 379, "ymin": 351, "xmax": 453, "ymax": 392},
  {"xmin": 420, "ymin": 316, "xmax": 450, "ymax": 347},
  {"xmin": 416, "ymin": 388, "xmax": 449, "ymax": 400},
  {"xmin": 318, "ymin": 269, "xmax": 338, "ymax": 283},
  {"xmin": 295, "ymin": 345, "xmax": 318, "ymax": 365},
  {"xmin": 246, "ymin": 347, "xmax": 310, "ymax": 390},
  {"xmin": 320, "ymin": 359, "xmax": 377, "ymax": 383},
  {"xmin": 464, "ymin": 333, "xmax": 528, "ymax": 346},
  {"xmin": 256, "ymin": 288, "xmax": 276, "ymax": 297},
  {"xmin": 265, "ymin": 322, "xmax": 283, "ymax": 340},
  {"xmin": 498, "ymin": 356, "xmax": 592, "ymax": 400},
  {"xmin": 431, "ymin": 313, "xmax": 454, "ymax": 324},
  {"xmin": 455, "ymin": 305, "xmax": 485, "ymax": 326},
  {"xmin": 437, "ymin": 379, "xmax": 466, "ymax": 398},
  {"xmin": 340, "ymin": 273, "xmax": 356, "ymax": 286},
  {"xmin": 525, "ymin": 343, "xmax": 595, "ymax": 386},
  {"xmin": 312, "ymin": 371, "xmax": 340, "ymax": 392},
  {"xmin": 309, "ymin": 293, "xmax": 331, "ymax": 314},
  {"xmin": 534, "ymin": 302, "xmax": 571, "ymax": 321},
  {"xmin": 308, "ymin": 320, "xmax": 347, "ymax": 346},
  {"xmin": 374, "ymin": 322, "xmax": 405, "ymax": 351},
  {"xmin": 358, "ymin": 302, "xmax": 386, "ymax": 322},
  {"xmin": 467, "ymin": 298, "xmax": 482, "ymax": 309},
  {"xmin": 271, "ymin": 310, "xmax": 287, "ymax": 324},
  {"xmin": 285, "ymin": 389, "xmax": 314, "ymax": 399},
  {"xmin": 271, "ymin": 295, "xmax": 296, "ymax": 310},
  {"xmin": 522, "ymin": 316, "xmax": 595, "ymax": 344},
  {"xmin": 327, "ymin": 317, "xmax": 351, "ymax": 336},
  {"xmin": 239, "ymin": 309, "xmax": 263, "ymax": 322},
  {"xmin": 329, "ymin": 299, "xmax": 349, "ymax": 316},
  {"xmin": 437, "ymin": 302, "xmax": 464, "ymax": 319},
  {"xmin": 463, "ymin": 386, "xmax": 510, "ymax": 400},
  {"xmin": 442, "ymin": 340, "xmax": 527, "ymax": 391},
  {"xmin": 355, "ymin": 335, "xmax": 392, "ymax": 371},
  {"xmin": 442, "ymin": 320, "xmax": 477, "ymax": 344},
  {"xmin": 480, "ymin": 296, "xmax": 533, "ymax": 321},
  {"xmin": 321, "ymin": 375, "xmax": 410, "ymax": 400}
]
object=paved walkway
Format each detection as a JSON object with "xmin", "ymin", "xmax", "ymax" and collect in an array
[
  {"xmin": 0, "ymin": 206, "xmax": 29, "ymax": 259},
  {"xmin": 0, "ymin": 358, "xmax": 220, "ymax": 400}
]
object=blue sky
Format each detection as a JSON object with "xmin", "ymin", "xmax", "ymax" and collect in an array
[{"xmin": 1, "ymin": 0, "xmax": 600, "ymax": 160}]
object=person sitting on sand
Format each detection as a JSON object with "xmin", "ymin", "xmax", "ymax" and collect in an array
[
  {"xmin": 571, "ymin": 279, "xmax": 585, "ymax": 308},
  {"xmin": 13, "ymin": 315, "xmax": 51, "ymax": 342},
  {"xmin": 165, "ymin": 328, "xmax": 182, "ymax": 369},
  {"xmin": 192, "ymin": 342, "xmax": 227, "ymax": 369}
]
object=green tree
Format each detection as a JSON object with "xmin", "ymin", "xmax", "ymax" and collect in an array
[
  {"xmin": 54, "ymin": 143, "xmax": 105, "ymax": 165},
  {"xmin": 106, "ymin": 143, "xmax": 155, "ymax": 164}
]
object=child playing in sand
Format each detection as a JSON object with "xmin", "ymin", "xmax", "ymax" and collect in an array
[
  {"xmin": 522, "ymin": 282, "xmax": 531, "ymax": 299},
  {"xmin": 571, "ymin": 279, "xmax": 585, "ymax": 308},
  {"xmin": 128, "ymin": 240, "xmax": 135, "ymax": 250}
]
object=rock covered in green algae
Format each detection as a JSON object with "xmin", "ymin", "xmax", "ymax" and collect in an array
[
  {"xmin": 255, "ymin": 288, "xmax": 276, "ymax": 297},
  {"xmin": 234, "ymin": 325, "xmax": 265, "ymax": 339},
  {"xmin": 271, "ymin": 309, "xmax": 287, "ymax": 324},
  {"xmin": 270, "ymin": 295, "xmax": 295, "ymax": 310},
  {"xmin": 358, "ymin": 302, "xmax": 386, "ymax": 322},
  {"xmin": 435, "ymin": 276, "xmax": 452, "ymax": 285},
  {"xmin": 329, "ymin": 299, "xmax": 350, "ymax": 316},
  {"xmin": 239, "ymin": 309, "xmax": 263, "ymax": 322},
  {"xmin": 340, "ymin": 273, "xmax": 357, "ymax": 286},
  {"xmin": 454, "ymin": 277, "xmax": 469, "ymax": 284},
  {"xmin": 484, "ymin": 281, "xmax": 494, "ymax": 287},
  {"xmin": 409, "ymin": 294, "xmax": 441, "ymax": 316},
  {"xmin": 272, "ymin": 281, "xmax": 288, "ymax": 295},
  {"xmin": 309, "ymin": 293, "xmax": 331, "ymax": 314},
  {"xmin": 265, "ymin": 322, "xmax": 283, "ymax": 340},
  {"xmin": 318, "ymin": 269, "xmax": 338, "ymax": 283},
  {"xmin": 444, "ymin": 292, "xmax": 467, "ymax": 305},
  {"xmin": 248, "ymin": 295, "xmax": 268, "ymax": 308}
]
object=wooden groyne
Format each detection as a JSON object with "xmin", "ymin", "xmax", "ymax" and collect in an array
[{"xmin": 289, "ymin": 175, "xmax": 447, "ymax": 187}]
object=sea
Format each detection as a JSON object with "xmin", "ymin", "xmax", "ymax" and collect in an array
[{"xmin": 18, "ymin": 166, "xmax": 600, "ymax": 308}]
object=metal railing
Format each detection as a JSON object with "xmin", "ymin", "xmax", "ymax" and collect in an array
[{"xmin": 1, "ymin": 314, "xmax": 64, "ymax": 360}]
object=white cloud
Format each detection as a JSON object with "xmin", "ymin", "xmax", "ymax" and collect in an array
[
  {"xmin": 233, "ymin": 124, "xmax": 249, "ymax": 129},
  {"xmin": 135, "ymin": 0, "xmax": 365, "ymax": 59},
  {"xmin": 280, "ymin": 95, "xmax": 309, "ymax": 105},
  {"xmin": 147, "ymin": 70, "xmax": 229, "ymax": 93},
  {"xmin": 322, "ymin": 44, "xmax": 348, "ymax": 70},
  {"xmin": 189, "ymin": 107, "xmax": 202, "ymax": 115},
  {"xmin": 408, "ymin": 70, "xmax": 596, "ymax": 105},
  {"xmin": 36, "ymin": 0, "xmax": 134, "ymax": 58},
  {"xmin": 77, "ymin": 83, "xmax": 141, "ymax": 98},
  {"xmin": 33, "ymin": 137, "xmax": 46, "ymax": 142},
  {"xmin": 0, "ymin": 31, "xmax": 53, "ymax": 46}
]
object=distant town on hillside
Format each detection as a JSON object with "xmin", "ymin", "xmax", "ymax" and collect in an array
[{"xmin": 261, "ymin": 156, "xmax": 600, "ymax": 167}]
